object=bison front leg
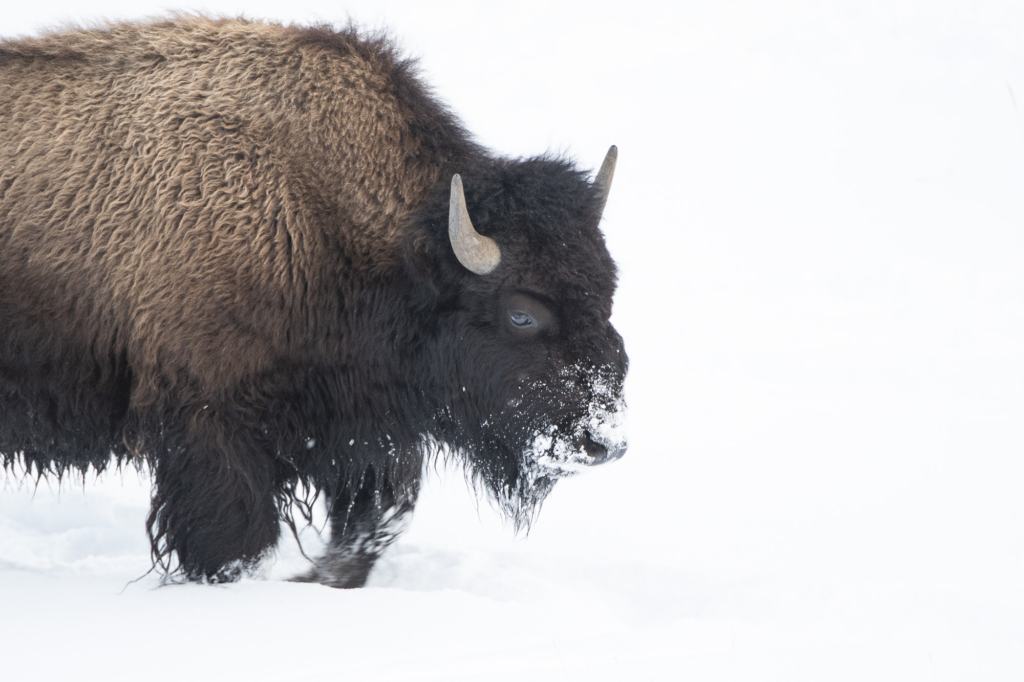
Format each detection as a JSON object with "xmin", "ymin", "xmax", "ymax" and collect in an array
[
  {"xmin": 147, "ymin": 411, "xmax": 280, "ymax": 582},
  {"xmin": 298, "ymin": 465, "xmax": 419, "ymax": 588}
]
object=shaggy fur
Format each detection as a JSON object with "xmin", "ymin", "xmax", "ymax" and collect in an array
[{"xmin": 0, "ymin": 16, "xmax": 627, "ymax": 585}]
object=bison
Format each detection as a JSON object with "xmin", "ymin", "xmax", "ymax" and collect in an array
[{"xmin": 0, "ymin": 16, "xmax": 627, "ymax": 587}]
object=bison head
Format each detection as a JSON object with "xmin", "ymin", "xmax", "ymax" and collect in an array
[{"xmin": 407, "ymin": 148, "xmax": 627, "ymax": 527}]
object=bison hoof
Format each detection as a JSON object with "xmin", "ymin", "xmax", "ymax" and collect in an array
[{"xmin": 290, "ymin": 555, "xmax": 375, "ymax": 589}]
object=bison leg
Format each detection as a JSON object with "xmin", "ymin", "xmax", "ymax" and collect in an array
[
  {"xmin": 147, "ymin": 414, "xmax": 280, "ymax": 582},
  {"xmin": 298, "ymin": 466, "xmax": 418, "ymax": 588}
]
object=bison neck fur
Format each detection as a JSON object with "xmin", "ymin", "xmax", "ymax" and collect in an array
[{"xmin": 0, "ymin": 17, "xmax": 627, "ymax": 585}]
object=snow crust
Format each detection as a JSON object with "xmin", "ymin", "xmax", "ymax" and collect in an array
[{"xmin": 4, "ymin": 1, "xmax": 1024, "ymax": 680}]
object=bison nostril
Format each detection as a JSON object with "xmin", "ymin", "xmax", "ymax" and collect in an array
[
  {"xmin": 577, "ymin": 431, "xmax": 626, "ymax": 465},
  {"xmin": 581, "ymin": 432, "xmax": 608, "ymax": 461}
]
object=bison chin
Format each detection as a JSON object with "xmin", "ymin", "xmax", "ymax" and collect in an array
[{"xmin": 474, "ymin": 369, "xmax": 627, "ymax": 531}]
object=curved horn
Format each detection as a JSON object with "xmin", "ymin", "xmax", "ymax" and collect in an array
[
  {"xmin": 449, "ymin": 174, "xmax": 501, "ymax": 275},
  {"xmin": 594, "ymin": 145, "xmax": 617, "ymax": 219}
]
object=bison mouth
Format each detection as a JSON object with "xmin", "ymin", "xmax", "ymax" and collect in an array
[
  {"xmin": 487, "ymin": 402, "xmax": 625, "ymax": 529},
  {"xmin": 482, "ymin": 368, "xmax": 627, "ymax": 528},
  {"xmin": 525, "ymin": 391, "xmax": 627, "ymax": 477},
  {"xmin": 481, "ymin": 395, "xmax": 626, "ymax": 530}
]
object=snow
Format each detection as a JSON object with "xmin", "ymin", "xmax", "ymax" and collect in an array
[{"xmin": 3, "ymin": 1, "xmax": 1024, "ymax": 679}]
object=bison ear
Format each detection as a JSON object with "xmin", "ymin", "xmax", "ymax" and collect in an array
[
  {"xmin": 594, "ymin": 145, "xmax": 617, "ymax": 220},
  {"xmin": 449, "ymin": 174, "xmax": 501, "ymax": 275}
]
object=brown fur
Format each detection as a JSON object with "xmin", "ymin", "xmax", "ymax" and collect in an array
[{"xmin": 0, "ymin": 16, "xmax": 471, "ymax": 407}]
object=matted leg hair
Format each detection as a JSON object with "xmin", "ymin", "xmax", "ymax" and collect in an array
[
  {"xmin": 294, "ymin": 465, "xmax": 419, "ymax": 588},
  {"xmin": 146, "ymin": 410, "xmax": 280, "ymax": 583}
]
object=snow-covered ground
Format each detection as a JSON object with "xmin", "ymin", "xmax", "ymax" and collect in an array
[{"xmin": 3, "ymin": 1, "xmax": 1023, "ymax": 679}]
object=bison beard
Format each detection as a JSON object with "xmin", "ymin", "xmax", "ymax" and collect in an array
[{"xmin": 0, "ymin": 17, "xmax": 628, "ymax": 586}]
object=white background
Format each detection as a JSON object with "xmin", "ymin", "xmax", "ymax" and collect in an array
[{"xmin": 2, "ymin": 1, "xmax": 1023, "ymax": 679}]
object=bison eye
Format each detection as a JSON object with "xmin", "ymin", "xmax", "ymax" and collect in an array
[
  {"xmin": 508, "ymin": 311, "xmax": 536, "ymax": 328},
  {"xmin": 502, "ymin": 292, "xmax": 555, "ymax": 338}
]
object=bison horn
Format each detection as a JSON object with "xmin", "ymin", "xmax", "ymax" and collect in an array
[
  {"xmin": 449, "ymin": 174, "xmax": 501, "ymax": 275},
  {"xmin": 595, "ymin": 145, "xmax": 617, "ymax": 219}
]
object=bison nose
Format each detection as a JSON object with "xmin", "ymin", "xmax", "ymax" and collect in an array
[{"xmin": 580, "ymin": 431, "xmax": 626, "ymax": 465}]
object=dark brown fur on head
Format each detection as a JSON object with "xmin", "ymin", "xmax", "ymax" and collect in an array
[{"xmin": 0, "ymin": 16, "xmax": 626, "ymax": 585}]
